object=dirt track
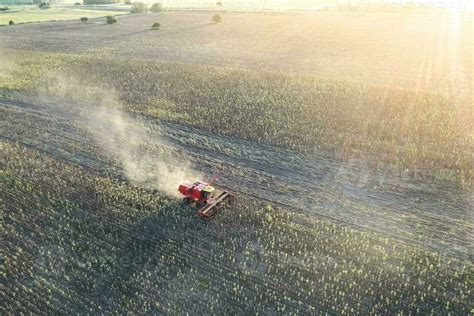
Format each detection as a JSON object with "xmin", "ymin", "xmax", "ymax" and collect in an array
[{"xmin": 1, "ymin": 96, "xmax": 472, "ymax": 259}]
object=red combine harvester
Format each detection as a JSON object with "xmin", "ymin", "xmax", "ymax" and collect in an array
[{"xmin": 178, "ymin": 175, "xmax": 233, "ymax": 218}]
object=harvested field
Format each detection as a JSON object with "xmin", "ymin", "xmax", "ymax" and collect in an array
[{"xmin": 1, "ymin": 12, "xmax": 472, "ymax": 90}]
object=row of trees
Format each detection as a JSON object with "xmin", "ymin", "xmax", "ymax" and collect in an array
[
  {"xmin": 129, "ymin": 2, "xmax": 222, "ymax": 23},
  {"xmin": 82, "ymin": 0, "xmax": 158, "ymax": 6},
  {"xmin": 82, "ymin": 0, "xmax": 224, "ymax": 5},
  {"xmin": 130, "ymin": 2, "xmax": 162, "ymax": 13},
  {"xmin": 83, "ymin": 0, "xmax": 120, "ymax": 4}
]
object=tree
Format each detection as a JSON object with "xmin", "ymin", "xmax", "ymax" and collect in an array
[
  {"xmin": 152, "ymin": 22, "xmax": 161, "ymax": 30},
  {"xmin": 106, "ymin": 15, "xmax": 117, "ymax": 24},
  {"xmin": 39, "ymin": 2, "xmax": 50, "ymax": 9},
  {"xmin": 9, "ymin": 20, "xmax": 14, "ymax": 25},
  {"xmin": 131, "ymin": 2, "xmax": 148, "ymax": 13},
  {"xmin": 150, "ymin": 3, "xmax": 162, "ymax": 13},
  {"xmin": 212, "ymin": 14, "xmax": 222, "ymax": 23}
]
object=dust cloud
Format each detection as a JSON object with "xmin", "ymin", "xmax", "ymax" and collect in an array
[{"xmin": 36, "ymin": 73, "xmax": 202, "ymax": 197}]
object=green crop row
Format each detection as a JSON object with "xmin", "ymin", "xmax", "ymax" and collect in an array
[
  {"xmin": 1, "ymin": 51, "xmax": 472, "ymax": 188},
  {"xmin": 2, "ymin": 141, "xmax": 472, "ymax": 314}
]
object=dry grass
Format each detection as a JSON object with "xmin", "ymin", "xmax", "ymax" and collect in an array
[{"xmin": 0, "ymin": 12, "xmax": 471, "ymax": 90}]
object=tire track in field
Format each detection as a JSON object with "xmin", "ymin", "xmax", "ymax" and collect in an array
[{"xmin": 1, "ymin": 98, "xmax": 472, "ymax": 259}]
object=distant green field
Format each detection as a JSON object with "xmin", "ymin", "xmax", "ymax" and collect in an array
[{"xmin": 0, "ymin": 6, "xmax": 127, "ymax": 25}]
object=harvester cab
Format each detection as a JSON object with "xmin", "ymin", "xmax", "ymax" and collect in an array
[
  {"xmin": 178, "ymin": 179, "xmax": 233, "ymax": 218},
  {"xmin": 179, "ymin": 181, "xmax": 214, "ymax": 203}
]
